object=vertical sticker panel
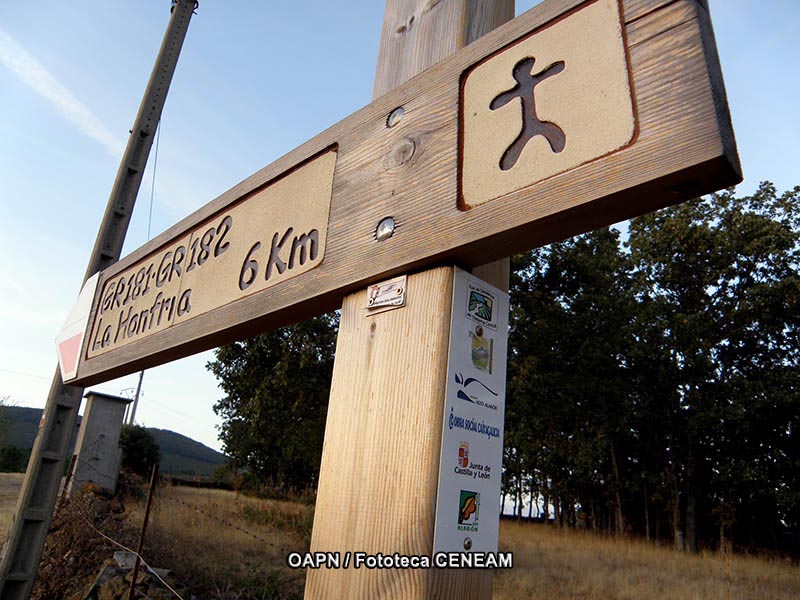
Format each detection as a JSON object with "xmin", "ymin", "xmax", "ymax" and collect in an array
[{"xmin": 433, "ymin": 268, "xmax": 509, "ymax": 554}]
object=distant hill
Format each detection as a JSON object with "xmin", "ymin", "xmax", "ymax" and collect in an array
[
  {"xmin": 1, "ymin": 406, "xmax": 226, "ymax": 477},
  {"xmin": 148, "ymin": 428, "xmax": 226, "ymax": 476},
  {"xmin": 3, "ymin": 406, "xmax": 60, "ymax": 449}
]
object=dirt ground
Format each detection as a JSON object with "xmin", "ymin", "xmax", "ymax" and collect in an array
[{"xmin": 0, "ymin": 473, "xmax": 24, "ymax": 542}]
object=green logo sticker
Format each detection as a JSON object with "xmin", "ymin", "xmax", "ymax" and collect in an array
[{"xmin": 458, "ymin": 490, "xmax": 480, "ymax": 532}]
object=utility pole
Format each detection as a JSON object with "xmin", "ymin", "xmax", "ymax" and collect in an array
[
  {"xmin": 0, "ymin": 2, "xmax": 197, "ymax": 597},
  {"xmin": 128, "ymin": 369, "xmax": 145, "ymax": 425}
]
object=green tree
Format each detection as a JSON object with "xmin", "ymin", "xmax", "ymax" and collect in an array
[
  {"xmin": 0, "ymin": 396, "xmax": 27, "ymax": 473},
  {"xmin": 0, "ymin": 395, "xmax": 14, "ymax": 446},
  {"xmin": 120, "ymin": 425, "xmax": 161, "ymax": 477},
  {"xmin": 507, "ymin": 228, "xmax": 636, "ymax": 532},
  {"xmin": 505, "ymin": 183, "xmax": 799, "ymax": 553},
  {"xmin": 0, "ymin": 445, "xmax": 27, "ymax": 472},
  {"xmin": 208, "ymin": 313, "xmax": 338, "ymax": 492},
  {"xmin": 628, "ymin": 182, "xmax": 800, "ymax": 551}
]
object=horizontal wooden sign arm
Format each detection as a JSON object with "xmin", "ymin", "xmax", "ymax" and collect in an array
[{"xmin": 70, "ymin": 0, "xmax": 740, "ymax": 386}]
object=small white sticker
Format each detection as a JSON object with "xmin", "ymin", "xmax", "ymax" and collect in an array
[{"xmin": 366, "ymin": 275, "xmax": 407, "ymax": 311}]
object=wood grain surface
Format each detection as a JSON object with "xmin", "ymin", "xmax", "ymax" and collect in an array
[
  {"xmin": 306, "ymin": 1, "xmax": 512, "ymax": 597},
  {"xmin": 70, "ymin": 0, "xmax": 740, "ymax": 386},
  {"xmin": 306, "ymin": 267, "xmax": 456, "ymax": 599}
]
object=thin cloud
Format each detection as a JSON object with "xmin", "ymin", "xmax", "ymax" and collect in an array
[{"xmin": 0, "ymin": 29, "xmax": 124, "ymax": 157}]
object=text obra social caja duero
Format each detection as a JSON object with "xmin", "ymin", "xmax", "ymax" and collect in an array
[{"xmin": 286, "ymin": 551, "xmax": 513, "ymax": 569}]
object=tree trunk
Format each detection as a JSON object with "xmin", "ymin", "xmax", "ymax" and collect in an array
[
  {"xmin": 644, "ymin": 483, "xmax": 650, "ymax": 543},
  {"xmin": 686, "ymin": 437, "xmax": 698, "ymax": 553},
  {"xmin": 672, "ymin": 472, "xmax": 684, "ymax": 551},
  {"xmin": 654, "ymin": 505, "xmax": 661, "ymax": 545},
  {"xmin": 554, "ymin": 496, "xmax": 561, "ymax": 528},
  {"xmin": 610, "ymin": 442, "xmax": 624, "ymax": 537},
  {"xmin": 528, "ymin": 480, "xmax": 536, "ymax": 519},
  {"xmin": 686, "ymin": 489, "xmax": 697, "ymax": 552}
]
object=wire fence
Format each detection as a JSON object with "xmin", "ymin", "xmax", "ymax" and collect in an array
[
  {"xmin": 76, "ymin": 506, "xmax": 185, "ymax": 600},
  {"xmin": 52, "ymin": 458, "xmax": 308, "ymax": 600},
  {"xmin": 156, "ymin": 492, "xmax": 287, "ymax": 552}
]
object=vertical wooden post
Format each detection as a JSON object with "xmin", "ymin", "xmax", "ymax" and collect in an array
[
  {"xmin": 306, "ymin": 2, "xmax": 512, "ymax": 598},
  {"xmin": 58, "ymin": 455, "xmax": 78, "ymax": 508}
]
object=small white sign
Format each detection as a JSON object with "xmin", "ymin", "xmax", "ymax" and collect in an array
[
  {"xmin": 366, "ymin": 275, "xmax": 407, "ymax": 311},
  {"xmin": 56, "ymin": 273, "xmax": 99, "ymax": 381},
  {"xmin": 433, "ymin": 268, "xmax": 509, "ymax": 554}
]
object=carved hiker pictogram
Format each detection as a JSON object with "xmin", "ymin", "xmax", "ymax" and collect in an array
[{"xmin": 490, "ymin": 56, "xmax": 566, "ymax": 171}]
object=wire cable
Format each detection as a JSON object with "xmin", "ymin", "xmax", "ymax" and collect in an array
[
  {"xmin": 76, "ymin": 507, "xmax": 185, "ymax": 600},
  {"xmin": 147, "ymin": 120, "xmax": 160, "ymax": 240},
  {"xmin": 129, "ymin": 118, "xmax": 160, "ymax": 425},
  {"xmin": 157, "ymin": 492, "xmax": 287, "ymax": 551}
]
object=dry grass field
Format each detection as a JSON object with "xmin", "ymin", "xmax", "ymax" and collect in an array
[
  {"xmin": 141, "ymin": 488, "xmax": 800, "ymax": 599},
  {"xmin": 3, "ymin": 474, "xmax": 799, "ymax": 599},
  {"xmin": 140, "ymin": 486, "xmax": 799, "ymax": 599},
  {"xmin": 136, "ymin": 484, "xmax": 313, "ymax": 599},
  {"xmin": 494, "ymin": 520, "xmax": 800, "ymax": 600},
  {"xmin": 0, "ymin": 473, "xmax": 23, "ymax": 543}
]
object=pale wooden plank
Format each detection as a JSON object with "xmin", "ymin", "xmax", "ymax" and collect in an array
[
  {"xmin": 307, "ymin": 1, "xmax": 512, "ymax": 597},
  {"xmin": 73, "ymin": 0, "xmax": 740, "ymax": 385},
  {"xmin": 471, "ymin": 261, "xmax": 510, "ymax": 292},
  {"xmin": 374, "ymin": 0, "xmax": 462, "ymax": 97},
  {"xmin": 623, "ymin": 0, "xmax": 707, "ymax": 25},
  {"xmin": 373, "ymin": 0, "xmax": 515, "ymax": 98},
  {"xmin": 306, "ymin": 268, "xmax": 454, "ymax": 598}
]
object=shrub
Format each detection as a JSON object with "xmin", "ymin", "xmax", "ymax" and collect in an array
[
  {"xmin": 119, "ymin": 425, "xmax": 161, "ymax": 477},
  {"xmin": 0, "ymin": 445, "xmax": 27, "ymax": 472}
]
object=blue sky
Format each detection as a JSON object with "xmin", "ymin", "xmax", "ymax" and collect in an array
[{"xmin": 0, "ymin": 1, "xmax": 797, "ymax": 452}]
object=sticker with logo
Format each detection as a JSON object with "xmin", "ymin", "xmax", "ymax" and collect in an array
[
  {"xmin": 458, "ymin": 442, "xmax": 469, "ymax": 468},
  {"xmin": 466, "ymin": 283, "xmax": 497, "ymax": 331},
  {"xmin": 455, "ymin": 443, "xmax": 493, "ymax": 481},
  {"xmin": 458, "ymin": 490, "xmax": 480, "ymax": 532},
  {"xmin": 448, "ymin": 407, "xmax": 501, "ymax": 440},
  {"xmin": 469, "ymin": 325, "xmax": 494, "ymax": 373},
  {"xmin": 455, "ymin": 372, "xmax": 499, "ymax": 411}
]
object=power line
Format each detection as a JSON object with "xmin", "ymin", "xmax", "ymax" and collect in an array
[
  {"xmin": 147, "ymin": 120, "xmax": 161, "ymax": 240},
  {"xmin": 0, "ymin": 367, "xmax": 50, "ymax": 381},
  {"xmin": 137, "ymin": 399, "xmax": 218, "ymax": 429},
  {"xmin": 129, "ymin": 118, "xmax": 161, "ymax": 427}
]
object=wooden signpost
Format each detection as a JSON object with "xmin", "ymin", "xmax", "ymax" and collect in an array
[
  {"xmin": 43, "ymin": 0, "xmax": 741, "ymax": 598},
  {"xmin": 63, "ymin": 0, "xmax": 739, "ymax": 388}
]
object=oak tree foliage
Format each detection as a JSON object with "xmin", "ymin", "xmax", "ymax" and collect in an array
[
  {"xmin": 207, "ymin": 183, "xmax": 799, "ymax": 553},
  {"xmin": 504, "ymin": 183, "xmax": 799, "ymax": 553},
  {"xmin": 208, "ymin": 313, "xmax": 338, "ymax": 492},
  {"xmin": 120, "ymin": 425, "xmax": 161, "ymax": 477}
]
